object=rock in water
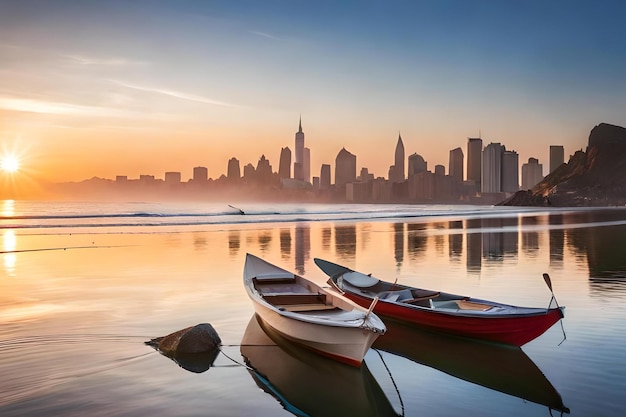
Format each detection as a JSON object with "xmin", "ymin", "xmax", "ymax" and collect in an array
[{"xmin": 147, "ymin": 323, "xmax": 222, "ymax": 356}]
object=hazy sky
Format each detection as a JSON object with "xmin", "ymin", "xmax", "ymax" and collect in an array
[{"xmin": 1, "ymin": 0, "xmax": 625, "ymax": 186}]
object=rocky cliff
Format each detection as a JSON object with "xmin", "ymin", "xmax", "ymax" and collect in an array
[{"xmin": 499, "ymin": 123, "xmax": 626, "ymax": 206}]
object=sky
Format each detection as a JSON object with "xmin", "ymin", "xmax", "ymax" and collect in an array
[{"xmin": 0, "ymin": 0, "xmax": 625, "ymax": 195}]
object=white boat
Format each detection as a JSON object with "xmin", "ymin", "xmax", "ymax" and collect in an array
[{"xmin": 243, "ymin": 253, "xmax": 386, "ymax": 367}]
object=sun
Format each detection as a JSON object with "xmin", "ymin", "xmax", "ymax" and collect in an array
[{"xmin": 1, "ymin": 154, "xmax": 20, "ymax": 173}]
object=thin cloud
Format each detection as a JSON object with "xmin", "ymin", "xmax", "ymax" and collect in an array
[
  {"xmin": 250, "ymin": 30, "xmax": 280, "ymax": 41},
  {"xmin": 0, "ymin": 97, "xmax": 129, "ymax": 117},
  {"xmin": 64, "ymin": 54, "xmax": 147, "ymax": 66},
  {"xmin": 111, "ymin": 80, "xmax": 239, "ymax": 108}
]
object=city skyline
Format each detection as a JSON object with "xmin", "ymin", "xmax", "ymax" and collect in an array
[{"xmin": 1, "ymin": 0, "xmax": 625, "ymax": 196}]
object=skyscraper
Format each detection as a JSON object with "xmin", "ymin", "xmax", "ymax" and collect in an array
[
  {"xmin": 449, "ymin": 147, "xmax": 464, "ymax": 182},
  {"xmin": 320, "ymin": 164, "xmax": 331, "ymax": 189},
  {"xmin": 467, "ymin": 138, "xmax": 483, "ymax": 187},
  {"xmin": 227, "ymin": 157, "xmax": 240, "ymax": 180},
  {"xmin": 407, "ymin": 153, "xmax": 427, "ymax": 178},
  {"xmin": 550, "ymin": 145, "xmax": 564, "ymax": 173},
  {"xmin": 294, "ymin": 117, "xmax": 305, "ymax": 180},
  {"xmin": 335, "ymin": 148, "xmax": 356, "ymax": 187},
  {"xmin": 482, "ymin": 142, "xmax": 503, "ymax": 193},
  {"xmin": 390, "ymin": 133, "xmax": 405, "ymax": 183},
  {"xmin": 521, "ymin": 157, "xmax": 544, "ymax": 189},
  {"xmin": 304, "ymin": 147, "xmax": 311, "ymax": 183},
  {"xmin": 502, "ymin": 149, "xmax": 519, "ymax": 193},
  {"xmin": 193, "ymin": 166, "xmax": 208, "ymax": 182},
  {"xmin": 278, "ymin": 147, "xmax": 291, "ymax": 179}
]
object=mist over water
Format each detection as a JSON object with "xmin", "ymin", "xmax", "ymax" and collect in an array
[{"xmin": 1, "ymin": 201, "xmax": 626, "ymax": 416}]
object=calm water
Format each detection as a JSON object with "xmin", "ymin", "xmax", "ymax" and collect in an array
[{"xmin": 1, "ymin": 201, "xmax": 626, "ymax": 416}]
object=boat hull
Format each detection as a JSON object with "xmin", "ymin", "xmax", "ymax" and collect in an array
[
  {"xmin": 341, "ymin": 290, "xmax": 563, "ymax": 347},
  {"xmin": 251, "ymin": 301, "xmax": 380, "ymax": 367}
]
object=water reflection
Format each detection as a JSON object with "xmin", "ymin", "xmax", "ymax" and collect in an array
[
  {"xmin": 3, "ymin": 229, "xmax": 16, "ymax": 275},
  {"xmin": 448, "ymin": 220, "xmax": 463, "ymax": 261},
  {"xmin": 228, "ymin": 230, "xmax": 240, "ymax": 256},
  {"xmin": 466, "ymin": 218, "xmax": 482, "ymax": 273},
  {"xmin": 334, "ymin": 225, "xmax": 356, "ymax": 259},
  {"xmin": 406, "ymin": 223, "xmax": 427, "ymax": 261},
  {"xmin": 374, "ymin": 320, "xmax": 570, "ymax": 415},
  {"xmin": 280, "ymin": 228, "xmax": 291, "ymax": 260},
  {"xmin": 240, "ymin": 315, "xmax": 400, "ymax": 417},
  {"xmin": 393, "ymin": 223, "xmax": 404, "ymax": 268},
  {"xmin": 295, "ymin": 223, "xmax": 310, "ymax": 275}
]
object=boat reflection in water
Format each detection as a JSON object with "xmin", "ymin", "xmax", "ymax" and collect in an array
[
  {"xmin": 373, "ymin": 320, "xmax": 570, "ymax": 415},
  {"xmin": 240, "ymin": 314, "xmax": 400, "ymax": 417}
]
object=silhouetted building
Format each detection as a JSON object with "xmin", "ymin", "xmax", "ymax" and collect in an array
[
  {"xmin": 449, "ymin": 147, "xmax": 464, "ymax": 182},
  {"xmin": 521, "ymin": 157, "xmax": 544, "ymax": 190},
  {"xmin": 359, "ymin": 167, "xmax": 374, "ymax": 182},
  {"xmin": 193, "ymin": 166, "xmax": 208, "ymax": 182},
  {"xmin": 293, "ymin": 162, "xmax": 302, "ymax": 181},
  {"xmin": 278, "ymin": 147, "xmax": 291, "ymax": 179},
  {"xmin": 434, "ymin": 164, "xmax": 445, "ymax": 176},
  {"xmin": 408, "ymin": 171, "xmax": 434, "ymax": 200},
  {"xmin": 502, "ymin": 149, "xmax": 519, "ymax": 193},
  {"xmin": 227, "ymin": 157, "xmax": 241, "ymax": 180},
  {"xmin": 295, "ymin": 117, "xmax": 305, "ymax": 180},
  {"xmin": 242, "ymin": 163, "xmax": 255, "ymax": 180},
  {"xmin": 550, "ymin": 145, "xmax": 564, "ymax": 173},
  {"xmin": 390, "ymin": 134, "xmax": 405, "ymax": 183},
  {"xmin": 303, "ymin": 147, "xmax": 311, "ymax": 183},
  {"xmin": 320, "ymin": 164, "xmax": 331, "ymax": 189},
  {"xmin": 116, "ymin": 176, "xmax": 127, "ymax": 182},
  {"xmin": 482, "ymin": 142, "xmax": 503, "ymax": 193},
  {"xmin": 255, "ymin": 155, "xmax": 273, "ymax": 184},
  {"xmin": 407, "ymin": 153, "xmax": 427, "ymax": 178},
  {"xmin": 467, "ymin": 137, "xmax": 482, "ymax": 188},
  {"xmin": 164, "ymin": 172, "xmax": 181, "ymax": 184},
  {"xmin": 335, "ymin": 148, "xmax": 356, "ymax": 187}
]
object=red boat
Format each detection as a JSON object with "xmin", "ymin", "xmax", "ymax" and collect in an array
[{"xmin": 314, "ymin": 258, "xmax": 565, "ymax": 347}]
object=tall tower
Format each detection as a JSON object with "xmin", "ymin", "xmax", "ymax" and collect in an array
[
  {"xmin": 391, "ymin": 133, "xmax": 405, "ymax": 183},
  {"xmin": 294, "ymin": 116, "xmax": 305, "ymax": 180},
  {"xmin": 335, "ymin": 148, "xmax": 356, "ymax": 187},
  {"xmin": 467, "ymin": 138, "xmax": 483, "ymax": 188},
  {"xmin": 550, "ymin": 145, "xmax": 564, "ymax": 174},
  {"xmin": 278, "ymin": 147, "xmax": 291, "ymax": 179},
  {"xmin": 482, "ymin": 142, "xmax": 503, "ymax": 193},
  {"xmin": 502, "ymin": 149, "xmax": 519, "ymax": 193},
  {"xmin": 449, "ymin": 147, "xmax": 464, "ymax": 182}
]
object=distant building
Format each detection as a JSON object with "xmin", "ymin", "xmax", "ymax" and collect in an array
[
  {"xmin": 294, "ymin": 117, "xmax": 305, "ymax": 180},
  {"xmin": 390, "ymin": 134, "xmax": 405, "ymax": 183},
  {"xmin": 407, "ymin": 153, "xmax": 427, "ymax": 178},
  {"xmin": 303, "ymin": 147, "xmax": 311, "ymax": 183},
  {"xmin": 115, "ymin": 176, "xmax": 128, "ymax": 182},
  {"xmin": 449, "ymin": 147, "xmax": 464, "ymax": 182},
  {"xmin": 550, "ymin": 145, "xmax": 564, "ymax": 173},
  {"xmin": 227, "ymin": 157, "xmax": 241, "ymax": 180},
  {"xmin": 193, "ymin": 166, "xmax": 208, "ymax": 182},
  {"xmin": 521, "ymin": 157, "xmax": 544, "ymax": 190},
  {"xmin": 278, "ymin": 147, "xmax": 291, "ymax": 179},
  {"xmin": 242, "ymin": 163, "xmax": 255, "ymax": 180},
  {"xmin": 320, "ymin": 164, "xmax": 331, "ymax": 189},
  {"xmin": 164, "ymin": 172, "xmax": 181, "ymax": 184},
  {"xmin": 467, "ymin": 138, "xmax": 482, "ymax": 188},
  {"xmin": 255, "ymin": 155, "xmax": 273, "ymax": 184},
  {"xmin": 359, "ymin": 167, "xmax": 374, "ymax": 182},
  {"xmin": 434, "ymin": 164, "xmax": 445, "ymax": 176},
  {"xmin": 502, "ymin": 149, "xmax": 519, "ymax": 193},
  {"xmin": 482, "ymin": 142, "xmax": 503, "ymax": 193},
  {"xmin": 335, "ymin": 148, "xmax": 356, "ymax": 187}
]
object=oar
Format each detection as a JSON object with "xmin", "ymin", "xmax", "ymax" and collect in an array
[
  {"xmin": 543, "ymin": 273, "xmax": 567, "ymax": 345},
  {"xmin": 542, "ymin": 273, "xmax": 560, "ymax": 308},
  {"xmin": 365, "ymin": 296, "xmax": 379, "ymax": 319}
]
